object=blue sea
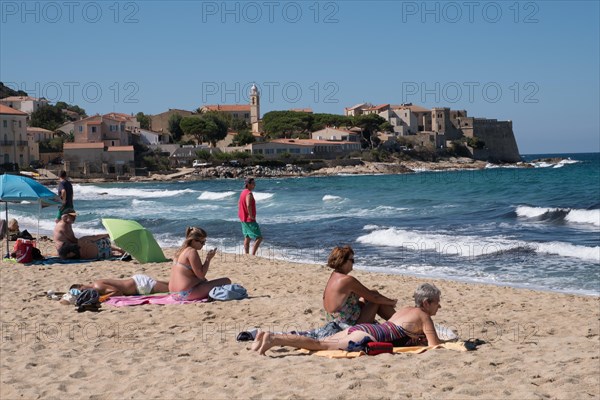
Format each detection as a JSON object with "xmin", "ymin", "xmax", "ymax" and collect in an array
[{"xmin": 9, "ymin": 153, "xmax": 600, "ymax": 296}]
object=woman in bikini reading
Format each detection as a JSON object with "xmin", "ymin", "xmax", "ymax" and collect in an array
[
  {"xmin": 169, "ymin": 227, "xmax": 231, "ymax": 300},
  {"xmin": 323, "ymin": 246, "xmax": 397, "ymax": 327}
]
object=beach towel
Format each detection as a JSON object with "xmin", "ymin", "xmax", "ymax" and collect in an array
[
  {"xmin": 28, "ymin": 256, "xmax": 120, "ymax": 265},
  {"xmin": 298, "ymin": 341, "xmax": 477, "ymax": 358},
  {"xmin": 104, "ymin": 294, "xmax": 209, "ymax": 306}
]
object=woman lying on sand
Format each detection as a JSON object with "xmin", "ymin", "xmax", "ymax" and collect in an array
[
  {"xmin": 169, "ymin": 227, "xmax": 231, "ymax": 300},
  {"xmin": 252, "ymin": 283, "xmax": 442, "ymax": 355},
  {"xmin": 71, "ymin": 275, "xmax": 169, "ymax": 297}
]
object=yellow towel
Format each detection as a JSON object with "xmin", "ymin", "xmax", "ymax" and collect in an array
[{"xmin": 298, "ymin": 341, "xmax": 469, "ymax": 358}]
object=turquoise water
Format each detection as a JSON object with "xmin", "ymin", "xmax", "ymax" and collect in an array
[{"xmin": 9, "ymin": 153, "xmax": 600, "ymax": 295}]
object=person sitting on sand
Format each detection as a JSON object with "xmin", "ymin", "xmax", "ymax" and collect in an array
[
  {"xmin": 169, "ymin": 226, "xmax": 231, "ymax": 301},
  {"xmin": 7, "ymin": 218, "xmax": 21, "ymax": 241},
  {"xmin": 252, "ymin": 283, "xmax": 442, "ymax": 355},
  {"xmin": 70, "ymin": 275, "xmax": 169, "ymax": 298},
  {"xmin": 323, "ymin": 245, "xmax": 397, "ymax": 326},
  {"xmin": 53, "ymin": 210, "xmax": 124, "ymax": 260}
]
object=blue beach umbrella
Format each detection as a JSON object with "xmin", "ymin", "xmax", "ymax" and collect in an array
[{"xmin": 0, "ymin": 174, "xmax": 60, "ymax": 258}]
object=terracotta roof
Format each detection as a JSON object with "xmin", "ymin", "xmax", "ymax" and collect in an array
[
  {"xmin": 87, "ymin": 121, "xmax": 102, "ymax": 125},
  {"xmin": 107, "ymin": 146, "xmax": 134, "ymax": 152},
  {"xmin": 0, "ymin": 96, "xmax": 47, "ymax": 102},
  {"xmin": 313, "ymin": 127, "xmax": 358, "ymax": 135},
  {"xmin": 391, "ymin": 104, "xmax": 430, "ymax": 113},
  {"xmin": 64, "ymin": 143, "xmax": 104, "ymax": 149},
  {"xmin": 0, "ymin": 104, "xmax": 28, "ymax": 115},
  {"xmin": 368, "ymin": 104, "xmax": 389, "ymax": 110},
  {"xmin": 103, "ymin": 112, "xmax": 135, "ymax": 122},
  {"xmin": 26, "ymin": 127, "xmax": 53, "ymax": 133},
  {"xmin": 202, "ymin": 105, "xmax": 251, "ymax": 112},
  {"xmin": 344, "ymin": 103, "xmax": 367, "ymax": 111},
  {"xmin": 75, "ymin": 114, "xmax": 102, "ymax": 123},
  {"xmin": 289, "ymin": 108, "xmax": 313, "ymax": 113}
]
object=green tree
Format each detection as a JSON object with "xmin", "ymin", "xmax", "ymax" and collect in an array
[
  {"xmin": 310, "ymin": 113, "xmax": 352, "ymax": 131},
  {"xmin": 466, "ymin": 136, "xmax": 485, "ymax": 149},
  {"xmin": 168, "ymin": 113, "xmax": 184, "ymax": 142},
  {"xmin": 262, "ymin": 111, "xmax": 312, "ymax": 138},
  {"xmin": 195, "ymin": 149, "xmax": 212, "ymax": 161},
  {"xmin": 136, "ymin": 112, "xmax": 151, "ymax": 130},
  {"xmin": 39, "ymin": 137, "xmax": 64, "ymax": 153},
  {"xmin": 232, "ymin": 130, "xmax": 255, "ymax": 146},
  {"xmin": 55, "ymin": 101, "xmax": 86, "ymax": 118},
  {"xmin": 352, "ymin": 114, "xmax": 387, "ymax": 149},
  {"xmin": 380, "ymin": 122, "xmax": 394, "ymax": 133},
  {"xmin": 180, "ymin": 116, "xmax": 214, "ymax": 145},
  {"xmin": 30, "ymin": 105, "xmax": 66, "ymax": 131},
  {"xmin": 230, "ymin": 117, "xmax": 249, "ymax": 132},
  {"xmin": 0, "ymin": 82, "xmax": 27, "ymax": 98},
  {"xmin": 199, "ymin": 112, "xmax": 229, "ymax": 146}
]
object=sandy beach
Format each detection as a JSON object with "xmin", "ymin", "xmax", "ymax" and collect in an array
[{"xmin": 1, "ymin": 248, "xmax": 598, "ymax": 400}]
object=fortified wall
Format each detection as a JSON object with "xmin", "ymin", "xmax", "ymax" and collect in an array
[{"xmin": 460, "ymin": 118, "xmax": 521, "ymax": 163}]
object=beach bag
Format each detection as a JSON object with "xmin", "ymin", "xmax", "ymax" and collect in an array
[
  {"xmin": 365, "ymin": 342, "xmax": 393, "ymax": 356},
  {"xmin": 13, "ymin": 238, "xmax": 35, "ymax": 263},
  {"xmin": 75, "ymin": 289, "xmax": 101, "ymax": 312},
  {"xmin": 209, "ymin": 284, "xmax": 248, "ymax": 301}
]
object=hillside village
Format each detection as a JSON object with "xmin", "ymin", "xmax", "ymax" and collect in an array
[{"xmin": 0, "ymin": 83, "xmax": 521, "ymax": 179}]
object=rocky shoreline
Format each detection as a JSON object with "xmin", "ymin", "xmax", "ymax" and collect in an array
[
  {"xmin": 62, "ymin": 156, "xmax": 566, "ymax": 184},
  {"xmin": 124, "ymin": 157, "xmax": 495, "ymax": 182}
]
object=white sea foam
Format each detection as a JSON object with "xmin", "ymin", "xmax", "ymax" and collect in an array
[
  {"xmin": 516, "ymin": 205, "xmax": 600, "ymax": 226},
  {"xmin": 363, "ymin": 224, "xmax": 381, "ymax": 231},
  {"xmin": 323, "ymin": 195, "xmax": 343, "ymax": 201},
  {"xmin": 253, "ymin": 192, "xmax": 274, "ymax": 201},
  {"xmin": 132, "ymin": 199, "xmax": 158, "ymax": 207},
  {"xmin": 75, "ymin": 184, "xmax": 197, "ymax": 200},
  {"xmin": 515, "ymin": 205, "xmax": 559, "ymax": 218},
  {"xmin": 356, "ymin": 227, "xmax": 599, "ymax": 262},
  {"xmin": 535, "ymin": 242, "xmax": 600, "ymax": 262},
  {"xmin": 565, "ymin": 209, "xmax": 600, "ymax": 226},
  {"xmin": 197, "ymin": 191, "xmax": 236, "ymax": 201}
]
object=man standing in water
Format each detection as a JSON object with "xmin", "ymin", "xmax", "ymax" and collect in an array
[
  {"xmin": 56, "ymin": 171, "xmax": 74, "ymax": 222},
  {"xmin": 238, "ymin": 177, "xmax": 263, "ymax": 255}
]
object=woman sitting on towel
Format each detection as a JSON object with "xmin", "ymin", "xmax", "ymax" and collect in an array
[
  {"xmin": 323, "ymin": 245, "xmax": 397, "ymax": 327},
  {"xmin": 169, "ymin": 226, "xmax": 231, "ymax": 300},
  {"xmin": 252, "ymin": 283, "xmax": 442, "ymax": 355}
]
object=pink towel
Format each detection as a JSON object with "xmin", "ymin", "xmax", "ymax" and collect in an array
[{"xmin": 104, "ymin": 294, "xmax": 209, "ymax": 306}]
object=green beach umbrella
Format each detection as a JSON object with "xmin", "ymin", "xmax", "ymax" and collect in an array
[{"xmin": 101, "ymin": 218, "xmax": 168, "ymax": 264}]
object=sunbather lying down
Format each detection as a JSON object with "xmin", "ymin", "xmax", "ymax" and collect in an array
[
  {"xmin": 252, "ymin": 283, "xmax": 443, "ymax": 356},
  {"xmin": 70, "ymin": 275, "xmax": 169, "ymax": 298}
]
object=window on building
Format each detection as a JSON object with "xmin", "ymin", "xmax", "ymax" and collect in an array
[
  {"xmin": 91, "ymin": 127, "xmax": 97, "ymax": 133},
  {"xmin": 79, "ymin": 126, "xmax": 83, "ymax": 132},
  {"xmin": 2, "ymin": 120, "xmax": 6, "ymax": 128},
  {"xmin": 245, "ymin": 113, "xmax": 249, "ymax": 119},
  {"xmin": 18, "ymin": 121, "xmax": 22, "ymax": 128}
]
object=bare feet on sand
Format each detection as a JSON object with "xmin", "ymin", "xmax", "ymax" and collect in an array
[{"xmin": 251, "ymin": 330, "xmax": 274, "ymax": 355}]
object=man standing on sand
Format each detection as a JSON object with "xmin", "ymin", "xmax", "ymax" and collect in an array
[
  {"xmin": 238, "ymin": 177, "xmax": 263, "ymax": 255},
  {"xmin": 56, "ymin": 171, "xmax": 74, "ymax": 222}
]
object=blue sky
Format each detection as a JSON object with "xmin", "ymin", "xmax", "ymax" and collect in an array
[{"xmin": 1, "ymin": 0, "xmax": 598, "ymax": 154}]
